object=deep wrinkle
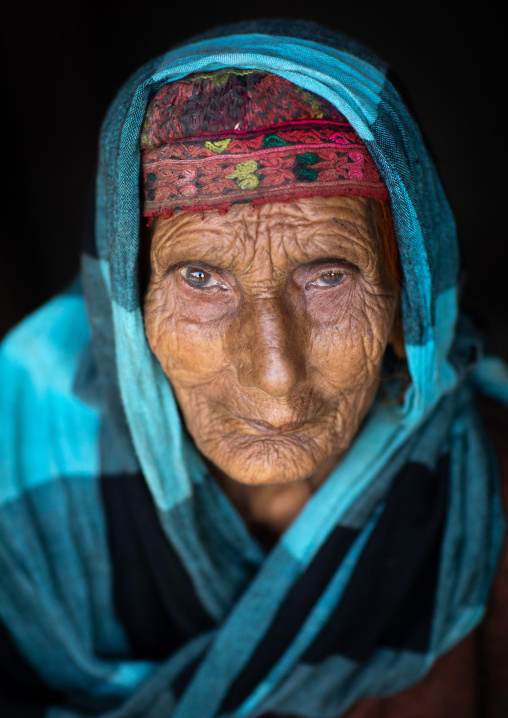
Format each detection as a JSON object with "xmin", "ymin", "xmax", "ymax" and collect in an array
[{"xmin": 143, "ymin": 196, "xmax": 402, "ymax": 541}]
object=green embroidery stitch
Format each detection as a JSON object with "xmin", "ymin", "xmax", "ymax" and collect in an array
[
  {"xmin": 296, "ymin": 167, "xmax": 319, "ymax": 182},
  {"xmin": 226, "ymin": 160, "xmax": 260, "ymax": 189},
  {"xmin": 262, "ymin": 135, "xmax": 289, "ymax": 148},
  {"xmin": 298, "ymin": 152, "xmax": 319, "ymax": 165}
]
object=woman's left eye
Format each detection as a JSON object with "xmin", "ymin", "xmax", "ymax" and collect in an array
[
  {"xmin": 309, "ymin": 272, "xmax": 346, "ymax": 287},
  {"xmin": 182, "ymin": 267, "xmax": 226, "ymax": 289}
]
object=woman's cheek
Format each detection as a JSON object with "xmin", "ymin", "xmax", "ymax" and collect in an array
[
  {"xmin": 145, "ymin": 285, "xmax": 229, "ymax": 384},
  {"xmin": 307, "ymin": 286, "xmax": 393, "ymax": 388}
]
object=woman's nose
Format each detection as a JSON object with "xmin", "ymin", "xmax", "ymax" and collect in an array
[{"xmin": 235, "ymin": 298, "xmax": 306, "ymax": 397}]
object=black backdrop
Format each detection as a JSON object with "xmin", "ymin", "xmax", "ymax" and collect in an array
[{"xmin": 2, "ymin": 2, "xmax": 506, "ymax": 357}]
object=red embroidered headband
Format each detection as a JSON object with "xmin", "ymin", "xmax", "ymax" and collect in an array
[{"xmin": 140, "ymin": 69, "xmax": 389, "ymax": 218}]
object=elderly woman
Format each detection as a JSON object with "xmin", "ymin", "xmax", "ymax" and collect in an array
[{"xmin": 1, "ymin": 18, "xmax": 507, "ymax": 718}]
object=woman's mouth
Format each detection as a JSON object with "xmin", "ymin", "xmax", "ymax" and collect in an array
[{"xmin": 241, "ymin": 417, "xmax": 307, "ymax": 436}]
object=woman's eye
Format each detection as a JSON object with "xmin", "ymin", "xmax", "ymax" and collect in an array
[
  {"xmin": 309, "ymin": 271, "xmax": 346, "ymax": 287},
  {"xmin": 183, "ymin": 267, "xmax": 225, "ymax": 289}
]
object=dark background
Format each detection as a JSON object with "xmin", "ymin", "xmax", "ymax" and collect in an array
[{"xmin": 2, "ymin": 2, "xmax": 506, "ymax": 356}]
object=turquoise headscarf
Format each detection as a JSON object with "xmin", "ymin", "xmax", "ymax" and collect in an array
[{"xmin": 0, "ymin": 19, "xmax": 507, "ymax": 718}]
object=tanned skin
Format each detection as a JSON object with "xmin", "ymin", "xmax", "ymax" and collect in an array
[{"xmin": 143, "ymin": 196, "xmax": 402, "ymax": 545}]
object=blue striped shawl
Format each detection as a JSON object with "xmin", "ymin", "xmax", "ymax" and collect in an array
[{"xmin": 1, "ymin": 20, "xmax": 507, "ymax": 718}]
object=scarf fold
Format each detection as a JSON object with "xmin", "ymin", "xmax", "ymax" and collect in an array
[{"xmin": 0, "ymin": 19, "xmax": 506, "ymax": 718}]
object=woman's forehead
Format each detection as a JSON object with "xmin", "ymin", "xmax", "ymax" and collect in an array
[{"xmin": 150, "ymin": 196, "xmax": 380, "ymax": 272}]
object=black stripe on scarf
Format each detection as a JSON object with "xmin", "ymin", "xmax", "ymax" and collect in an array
[
  {"xmin": 220, "ymin": 523, "xmax": 359, "ymax": 712},
  {"xmin": 0, "ymin": 620, "xmax": 65, "ymax": 717},
  {"xmin": 220, "ymin": 456, "xmax": 449, "ymax": 712},
  {"xmin": 101, "ymin": 472, "xmax": 215, "ymax": 659},
  {"xmin": 304, "ymin": 455, "xmax": 449, "ymax": 663}
]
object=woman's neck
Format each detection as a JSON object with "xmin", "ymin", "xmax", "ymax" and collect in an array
[{"xmin": 209, "ymin": 455, "xmax": 338, "ymax": 550}]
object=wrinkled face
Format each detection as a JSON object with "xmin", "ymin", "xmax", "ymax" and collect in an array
[{"xmin": 143, "ymin": 196, "xmax": 401, "ymax": 487}]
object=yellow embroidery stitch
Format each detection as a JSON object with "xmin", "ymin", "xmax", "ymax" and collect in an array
[
  {"xmin": 226, "ymin": 160, "xmax": 260, "ymax": 189},
  {"xmin": 205, "ymin": 139, "xmax": 232, "ymax": 154}
]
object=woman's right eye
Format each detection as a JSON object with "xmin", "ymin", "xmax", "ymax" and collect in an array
[{"xmin": 182, "ymin": 267, "xmax": 226, "ymax": 289}]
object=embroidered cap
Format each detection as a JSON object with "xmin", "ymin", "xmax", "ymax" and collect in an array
[{"xmin": 140, "ymin": 69, "xmax": 389, "ymax": 217}]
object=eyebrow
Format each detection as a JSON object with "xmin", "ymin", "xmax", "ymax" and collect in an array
[
  {"xmin": 163, "ymin": 256, "xmax": 360, "ymax": 274},
  {"xmin": 164, "ymin": 259, "xmax": 225, "ymax": 274},
  {"xmin": 286, "ymin": 256, "xmax": 360, "ymax": 274}
]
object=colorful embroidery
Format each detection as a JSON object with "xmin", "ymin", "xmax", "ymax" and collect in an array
[
  {"xmin": 141, "ymin": 71, "xmax": 389, "ymax": 216},
  {"xmin": 205, "ymin": 139, "xmax": 232, "ymax": 154},
  {"xmin": 226, "ymin": 161, "xmax": 260, "ymax": 189}
]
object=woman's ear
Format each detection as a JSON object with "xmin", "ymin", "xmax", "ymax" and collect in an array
[{"xmin": 389, "ymin": 304, "xmax": 406, "ymax": 359}]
